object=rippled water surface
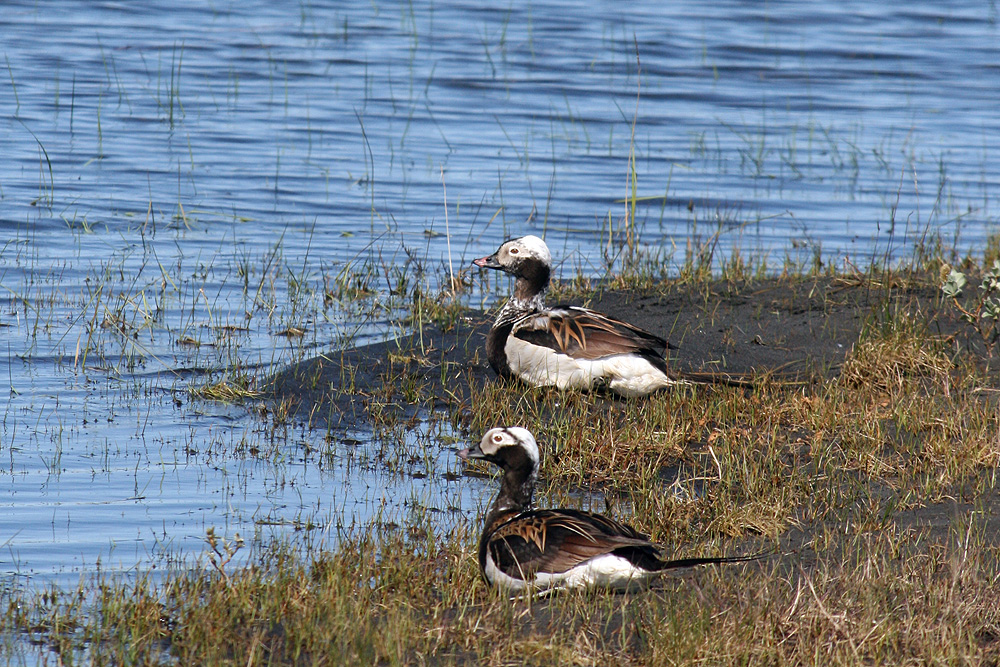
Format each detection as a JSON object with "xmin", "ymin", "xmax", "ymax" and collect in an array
[{"xmin": 2, "ymin": 1, "xmax": 998, "ymax": 588}]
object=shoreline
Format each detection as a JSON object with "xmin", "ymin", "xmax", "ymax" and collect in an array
[{"xmin": 265, "ymin": 270, "xmax": 993, "ymax": 429}]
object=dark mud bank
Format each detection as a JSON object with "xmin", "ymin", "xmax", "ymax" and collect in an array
[{"xmin": 263, "ymin": 274, "xmax": 992, "ymax": 428}]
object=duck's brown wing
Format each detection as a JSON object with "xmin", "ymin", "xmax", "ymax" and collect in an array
[
  {"xmin": 485, "ymin": 508, "xmax": 657, "ymax": 580},
  {"xmin": 511, "ymin": 306, "xmax": 667, "ymax": 364}
]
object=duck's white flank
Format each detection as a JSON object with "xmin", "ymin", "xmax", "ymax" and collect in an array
[
  {"xmin": 484, "ymin": 549, "xmax": 653, "ymax": 594},
  {"xmin": 504, "ymin": 336, "xmax": 673, "ymax": 397}
]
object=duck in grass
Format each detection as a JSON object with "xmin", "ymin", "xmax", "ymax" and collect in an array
[
  {"xmin": 459, "ymin": 427, "xmax": 761, "ymax": 595},
  {"xmin": 473, "ymin": 235, "xmax": 746, "ymax": 397}
]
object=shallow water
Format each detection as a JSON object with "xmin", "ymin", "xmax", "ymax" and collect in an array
[{"xmin": 1, "ymin": 1, "xmax": 999, "ymax": 589}]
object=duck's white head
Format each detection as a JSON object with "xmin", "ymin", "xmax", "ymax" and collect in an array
[
  {"xmin": 473, "ymin": 236, "xmax": 552, "ymax": 306},
  {"xmin": 458, "ymin": 426, "xmax": 540, "ymax": 471},
  {"xmin": 459, "ymin": 427, "xmax": 540, "ymax": 514},
  {"xmin": 473, "ymin": 235, "xmax": 552, "ymax": 274}
]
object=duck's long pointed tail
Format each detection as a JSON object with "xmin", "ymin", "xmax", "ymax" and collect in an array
[
  {"xmin": 668, "ymin": 362, "xmax": 811, "ymax": 388},
  {"xmin": 654, "ymin": 549, "xmax": 773, "ymax": 572}
]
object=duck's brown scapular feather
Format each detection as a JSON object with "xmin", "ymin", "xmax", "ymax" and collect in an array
[{"xmin": 510, "ymin": 306, "xmax": 669, "ymax": 369}]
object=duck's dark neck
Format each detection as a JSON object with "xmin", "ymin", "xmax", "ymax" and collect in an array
[
  {"xmin": 515, "ymin": 264, "xmax": 549, "ymax": 299},
  {"xmin": 514, "ymin": 261, "xmax": 550, "ymax": 302},
  {"xmin": 494, "ymin": 266, "xmax": 549, "ymax": 326},
  {"xmin": 487, "ymin": 460, "xmax": 536, "ymax": 519}
]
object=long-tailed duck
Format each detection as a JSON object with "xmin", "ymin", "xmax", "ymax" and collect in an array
[
  {"xmin": 459, "ymin": 427, "xmax": 759, "ymax": 595},
  {"xmin": 473, "ymin": 235, "xmax": 683, "ymax": 397}
]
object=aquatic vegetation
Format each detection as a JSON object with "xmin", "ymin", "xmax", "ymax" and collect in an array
[{"xmin": 941, "ymin": 259, "xmax": 1000, "ymax": 355}]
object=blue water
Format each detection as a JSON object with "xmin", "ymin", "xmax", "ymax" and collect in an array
[{"xmin": 1, "ymin": 0, "xmax": 998, "ymax": 593}]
